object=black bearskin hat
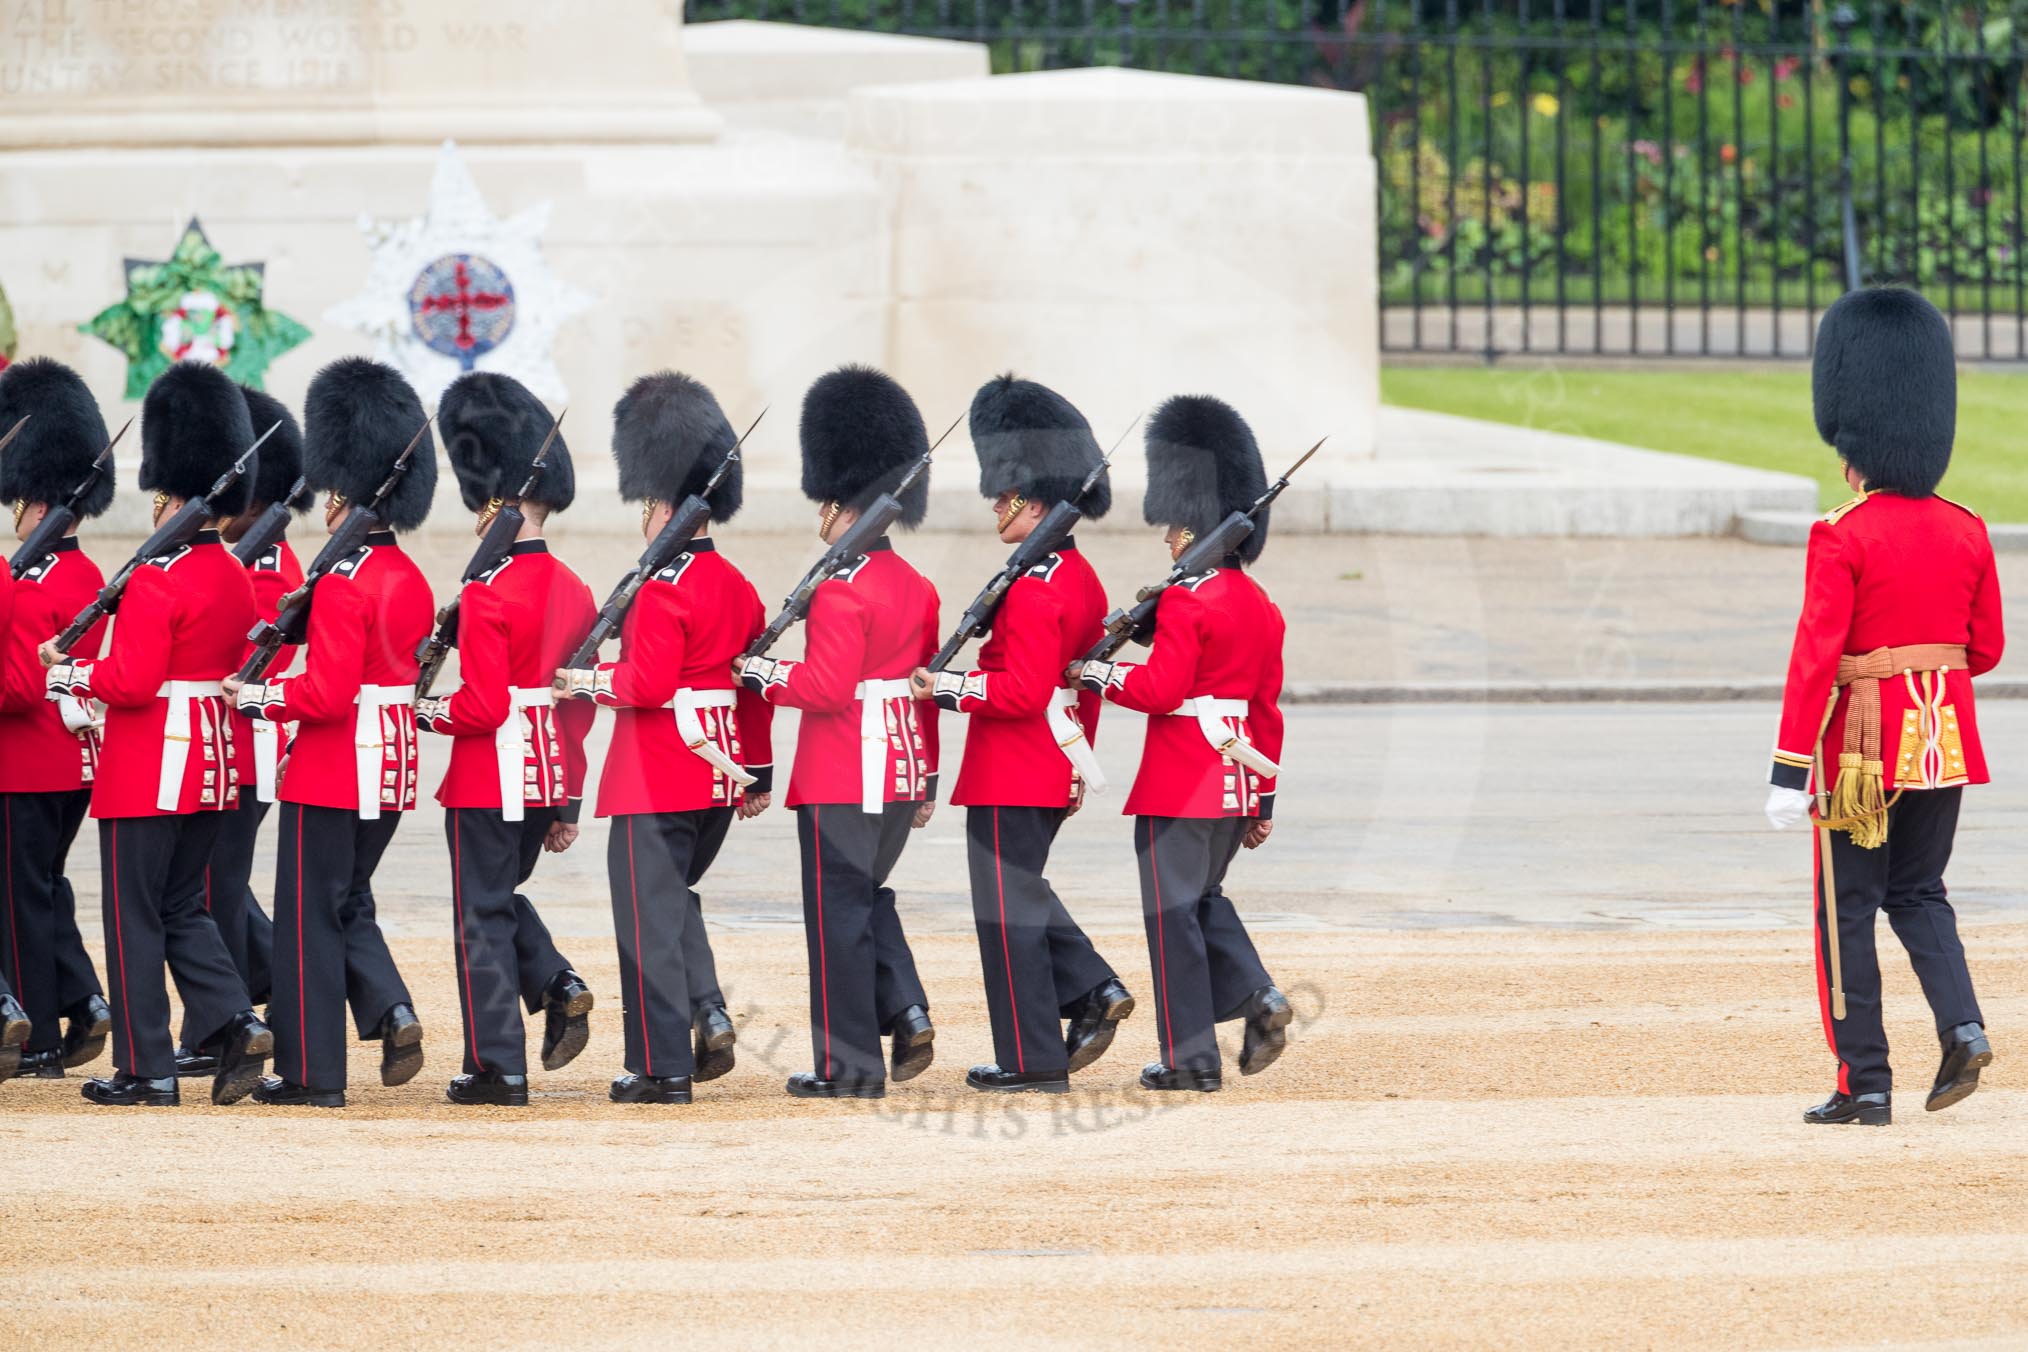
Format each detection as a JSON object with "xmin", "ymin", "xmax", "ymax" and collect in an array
[
  {"xmin": 303, "ymin": 357, "xmax": 440, "ymax": 533},
  {"xmin": 968, "ymin": 374, "xmax": 1111, "ymax": 519},
  {"xmin": 437, "ymin": 371, "xmax": 574, "ymax": 514},
  {"xmin": 1143, "ymin": 394, "xmax": 1270, "ymax": 564},
  {"xmin": 1813, "ymin": 286, "xmax": 1956, "ymax": 498},
  {"xmin": 238, "ymin": 384, "xmax": 312, "ymax": 513},
  {"xmin": 0, "ymin": 357, "xmax": 115, "ymax": 518},
  {"xmin": 140, "ymin": 361, "xmax": 256, "ymax": 518},
  {"xmin": 798, "ymin": 365, "xmax": 930, "ymax": 528},
  {"xmin": 611, "ymin": 371, "xmax": 743, "ymax": 522}
]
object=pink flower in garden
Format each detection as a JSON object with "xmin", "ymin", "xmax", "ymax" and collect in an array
[
  {"xmin": 1632, "ymin": 139, "xmax": 1663, "ymax": 166},
  {"xmin": 1775, "ymin": 56, "xmax": 1800, "ymax": 81}
]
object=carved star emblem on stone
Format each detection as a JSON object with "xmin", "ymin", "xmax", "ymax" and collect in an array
[
  {"xmin": 78, "ymin": 219, "xmax": 310, "ymax": 396},
  {"xmin": 325, "ymin": 141, "xmax": 594, "ymax": 406}
]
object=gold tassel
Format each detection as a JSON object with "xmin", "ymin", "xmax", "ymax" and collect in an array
[{"xmin": 1826, "ymin": 752, "xmax": 1890, "ymax": 848}]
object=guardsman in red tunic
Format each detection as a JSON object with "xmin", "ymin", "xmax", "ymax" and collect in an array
[
  {"xmin": 230, "ymin": 358, "xmax": 440, "ymax": 1107},
  {"xmin": 0, "ymin": 554, "xmax": 24, "ymax": 1082},
  {"xmin": 910, "ymin": 375, "xmax": 1133, "ymax": 1093},
  {"xmin": 0, "ymin": 358, "xmax": 115, "ymax": 1078},
  {"xmin": 41, "ymin": 361, "xmax": 273, "ymax": 1107},
  {"xmin": 736, "ymin": 366, "xmax": 941, "ymax": 1099},
  {"xmin": 556, "ymin": 372, "xmax": 775, "ymax": 1105},
  {"xmin": 1765, "ymin": 287, "xmax": 2000, "ymax": 1126},
  {"xmin": 169, "ymin": 382, "xmax": 307, "ymax": 1076},
  {"xmin": 416, "ymin": 372, "xmax": 598, "ymax": 1107},
  {"xmin": 1074, "ymin": 395, "xmax": 1292, "ymax": 1093}
]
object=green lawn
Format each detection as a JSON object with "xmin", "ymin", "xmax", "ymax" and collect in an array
[{"xmin": 1381, "ymin": 365, "xmax": 2028, "ymax": 519}]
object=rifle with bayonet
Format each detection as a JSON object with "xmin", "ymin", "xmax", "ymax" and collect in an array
[
  {"xmin": 1081, "ymin": 437, "xmax": 1324, "ymax": 665},
  {"xmin": 230, "ymin": 475, "xmax": 308, "ymax": 569},
  {"xmin": 236, "ymin": 421, "xmax": 431, "ymax": 684},
  {"xmin": 49, "ymin": 421, "xmax": 281, "ymax": 655},
  {"xmin": 9, "ymin": 417, "xmax": 128, "ymax": 575},
  {"xmin": 741, "ymin": 410, "xmax": 961, "ymax": 661},
  {"xmin": 563, "ymin": 406, "xmax": 765, "ymax": 673},
  {"xmin": 928, "ymin": 420, "xmax": 1134, "ymax": 672},
  {"xmin": 414, "ymin": 412, "xmax": 565, "ymax": 696}
]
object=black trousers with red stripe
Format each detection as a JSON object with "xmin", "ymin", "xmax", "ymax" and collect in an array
[
  {"xmin": 1135, "ymin": 815, "xmax": 1273, "ymax": 1074},
  {"xmin": 965, "ymin": 805, "xmax": 1117, "ymax": 1076},
  {"xmin": 2, "ymin": 788, "xmax": 102, "ymax": 1054},
  {"xmin": 1815, "ymin": 786, "xmax": 1984, "ymax": 1096},
  {"xmin": 99, "ymin": 812, "xmax": 252, "ymax": 1079},
  {"xmin": 271, "ymin": 803, "xmax": 415, "ymax": 1092},
  {"xmin": 176, "ymin": 787, "xmax": 276, "ymax": 1048},
  {"xmin": 607, "ymin": 807, "xmax": 734, "ymax": 1080},
  {"xmin": 796, "ymin": 801, "xmax": 929, "ymax": 1084},
  {"xmin": 445, "ymin": 806, "xmax": 576, "ymax": 1077}
]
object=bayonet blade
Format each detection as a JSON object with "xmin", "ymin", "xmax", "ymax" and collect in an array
[{"xmin": 0, "ymin": 414, "xmax": 30, "ymax": 457}]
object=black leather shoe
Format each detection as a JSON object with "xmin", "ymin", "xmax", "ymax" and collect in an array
[
  {"xmin": 1928, "ymin": 1022, "xmax": 1994, "ymax": 1113},
  {"xmin": 14, "ymin": 1047, "xmax": 65, "ymax": 1079},
  {"xmin": 252, "ymin": 1076, "xmax": 345, "ymax": 1108},
  {"xmin": 0, "ymin": 993, "xmax": 27, "ymax": 1081},
  {"xmin": 211, "ymin": 1011, "xmax": 273, "ymax": 1105},
  {"xmin": 60, "ymin": 994, "xmax": 112, "ymax": 1069},
  {"xmin": 446, "ymin": 1072, "xmax": 529, "ymax": 1106},
  {"xmin": 539, "ymin": 970, "xmax": 594, "ymax": 1072},
  {"xmin": 610, "ymin": 1073, "xmax": 694, "ymax": 1104},
  {"xmin": 966, "ymin": 1064, "xmax": 1071, "ymax": 1094},
  {"xmin": 692, "ymin": 1004, "xmax": 736, "ymax": 1083},
  {"xmin": 173, "ymin": 1043, "xmax": 220, "ymax": 1078},
  {"xmin": 80, "ymin": 1072, "xmax": 179, "ymax": 1106},
  {"xmin": 888, "ymin": 1004, "xmax": 935, "ymax": 1082},
  {"xmin": 1065, "ymin": 978, "xmax": 1135, "ymax": 1074},
  {"xmin": 1238, "ymin": 984, "xmax": 1293, "ymax": 1077},
  {"xmin": 379, "ymin": 1003, "xmax": 424, "ymax": 1088},
  {"xmin": 785, "ymin": 1071, "xmax": 885, "ymax": 1099},
  {"xmin": 1140, "ymin": 1061, "xmax": 1222, "ymax": 1093},
  {"xmin": 1804, "ymin": 1090, "xmax": 1892, "ymax": 1125}
]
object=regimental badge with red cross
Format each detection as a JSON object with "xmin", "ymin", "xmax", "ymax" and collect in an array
[{"xmin": 408, "ymin": 253, "xmax": 516, "ymax": 371}]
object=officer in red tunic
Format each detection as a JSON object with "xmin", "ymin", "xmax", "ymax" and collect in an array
[
  {"xmin": 42, "ymin": 361, "xmax": 273, "ymax": 1107},
  {"xmin": 0, "ymin": 358, "xmax": 115, "ymax": 1078},
  {"xmin": 1764, "ymin": 287, "xmax": 2000, "ymax": 1126},
  {"xmin": 1074, "ymin": 395, "xmax": 1293, "ymax": 1093},
  {"xmin": 170, "ymin": 383, "xmax": 308, "ymax": 1076},
  {"xmin": 910, "ymin": 375, "xmax": 1133, "ymax": 1093},
  {"xmin": 230, "ymin": 358, "xmax": 440, "ymax": 1107},
  {"xmin": 736, "ymin": 366, "xmax": 941, "ymax": 1099},
  {"xmin": 556, "ymin": 372, "xmax": 775, "ymax": 1105},
  {"xmin": 416, "ymin": 372, "xmax": 598, "ymax": 1107}
]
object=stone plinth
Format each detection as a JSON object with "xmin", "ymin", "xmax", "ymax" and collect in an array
[
  {"xmin": 849, "ymin": 66, "xmax": 1381, "ymax": 490},
  {"xmin": 1, "ymin": 0, "xmax": 720, "ymax": 146},
  {"xmin": 684, "ymin": 20, "xmax": 988, "ymax": 138}
]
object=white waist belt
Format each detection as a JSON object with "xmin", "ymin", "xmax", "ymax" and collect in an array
[
  {"xmin": 1046, "ymin": 687, "xmax": 1106, "ymax": 791},
  {"xmin": 1167, "ymin": 695, "xmax": 1279, "ymax": 778},
  {"xmin": 496, "ymin": 686, "xmax": 554, "ymax": 823},
  {"xmin": 354, "ymin": 683, "xmax": 415, "ymax": 821},
  {"xmin": 156, "ymin": 679, "xmax": 226, "ymax": 811},
  {"xmin": 855, "ymin": 678, "xmax": 916, "ymax": 815},
  {"xmin": 664, "ymin": 686, "xmax": 755, "ymax": 789}
]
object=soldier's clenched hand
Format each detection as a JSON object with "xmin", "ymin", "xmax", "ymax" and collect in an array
[
  {"xmin": 1242, "ymin": 818, "xmax": 1274, "ymax": 849},
  {"xmin": 1765, "ymin": 786, "xmax": 1813, "ymax": 830},
  {"xmin": 737, "ymin": 790, "xmax": 772, "ymax": 821}
]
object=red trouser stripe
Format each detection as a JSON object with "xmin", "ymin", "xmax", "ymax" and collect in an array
[
  {"xmin": 814, "ymin": 805, "xmax": 832, "ymax": 1080},
  {"xmin": 992, "ymin": 807, "xmax": 1024, "ymax": 1073},
  {"xmin": 627, "ymin": 817, "xmax": 651, "ymax": 1075},
  {"xmin": 1810, "ymin": 836, "xmax": 1850, "ymax": 1095},
  {"xmin": 109, "ymin": 821, "xmax": 134, "ymax": 1070},
  {"xmin": 451, "ymin": 815, "xmax": 484, "ymax": 1071},
  {"xmin": 1147, "ymin": 817, "xmax": 1175, "ymax": 1064},
  {"xmin": 294, "ymin": 808, "xmax": 308, "ymax": 1083},
  {"xmin": 5, "ymin": 800, "xmax": 18, "ymax": 990}
]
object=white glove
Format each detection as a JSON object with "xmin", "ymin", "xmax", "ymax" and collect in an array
[
  {"xmin": 1765, "ymin": 785, "xmax": 1813, "ymax": 830},
  {"xmin": 56, "ymin": 695, "xmax": 99, "ymax": 734}
]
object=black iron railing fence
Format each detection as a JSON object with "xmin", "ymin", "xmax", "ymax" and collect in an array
[{"xmin": 686, "ymin": 1, "xmax": 2028, "ymax": 360}]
